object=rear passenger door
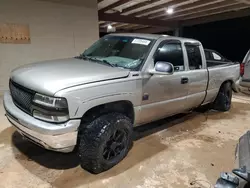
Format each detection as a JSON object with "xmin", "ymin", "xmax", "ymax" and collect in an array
[{"xmin": 184, "ymin": 43, "xmax": 208, "ymax": 109}]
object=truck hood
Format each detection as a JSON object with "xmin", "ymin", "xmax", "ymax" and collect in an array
[{"xmin": 11, "ymin": 58, "xmax": 130, "ymax": 96}]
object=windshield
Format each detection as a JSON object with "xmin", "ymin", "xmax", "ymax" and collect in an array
[{"xmin": 81, "ymin": 36, "xmax": 154, "ymax": 70}]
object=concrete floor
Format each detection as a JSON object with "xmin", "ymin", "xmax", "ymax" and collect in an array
[{"xmin": 1, "ymin": 94, "xmax": 250, "ymax": 188}]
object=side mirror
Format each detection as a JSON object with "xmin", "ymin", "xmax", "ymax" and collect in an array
[{"xmin": 149, "ymin": 61, "xmax": 174, "ymax": 75}]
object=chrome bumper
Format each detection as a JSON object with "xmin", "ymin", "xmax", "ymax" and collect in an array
[{"xmin": 3, "ymin": 91, "xmax": 81, "ymax": 153}]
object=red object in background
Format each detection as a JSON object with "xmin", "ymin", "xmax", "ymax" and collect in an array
[{"xmin": 240, "ymin": 63, "xmax": 245, "ymax": 76}]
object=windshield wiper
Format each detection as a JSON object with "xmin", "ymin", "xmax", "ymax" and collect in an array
[
  {"xmin": 76, "ymin": 55, "xmax": 122, "ymax": 68},
  {"xmin": 76, "ymin": 54, "xmax": 89, "ymax": 60},
  {"xmin": 86, "ymin": 57, "xmax": 115, "ymax": 67},
  {"xmin": 98, "ymin": 59, "xmax": 115, "ymax": 67}
]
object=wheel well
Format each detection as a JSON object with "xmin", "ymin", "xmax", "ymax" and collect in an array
[
  {"xmin": 80, "ymin": 101, "xmax": 134, "ymax": 124},
  {"xmin": 221, "ymin": 80, "xmax": 237, "ymax": 92}
]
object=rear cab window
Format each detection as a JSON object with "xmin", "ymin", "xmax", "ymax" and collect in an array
[
  {"xmin": 212, "ymin": 52, "xmax": 222, "ymax": 61},
  {"xmin": 185, "ymin": 43, "xmax": 203, "ymax": 70}
]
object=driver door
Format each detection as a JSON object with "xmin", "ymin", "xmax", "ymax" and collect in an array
[{"xmin": 138, "ymin": 40, "xmax": 190, "ymax": 125}]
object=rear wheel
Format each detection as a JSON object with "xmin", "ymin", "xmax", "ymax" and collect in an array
[
  {"xmin": 212, "ymin": 82, "xmax": 232, "ymax": 111},
  {"xmin": 77, "ymin": 113, "xmax": 133, "ymax": 174}
]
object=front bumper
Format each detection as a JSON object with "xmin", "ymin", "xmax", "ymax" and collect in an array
[{"xmin": 3, "ymin": 91, "xmax": 81, "ymax": 153}]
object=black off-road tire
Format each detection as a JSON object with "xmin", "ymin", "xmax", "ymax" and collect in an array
[
  {"xmin": 77, "ymin": 113, "xmax": 133, "ymax": 174},
  {"xmin": 212, "ymin": 82, "xmax": 232, "ymax": 111}
]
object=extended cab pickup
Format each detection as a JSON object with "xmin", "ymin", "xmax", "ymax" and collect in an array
[{"xmin": 3, "ymin": 33, "xmax": 240, "ymax": 173}]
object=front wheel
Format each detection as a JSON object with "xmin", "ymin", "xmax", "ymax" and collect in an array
[
  {"xmin": 212, "ymin": 82, "xmax": 232, "ymax": 111},
  {"xmin": 77, "ymin": 113, "xmax": 133, "ymax": 174}
]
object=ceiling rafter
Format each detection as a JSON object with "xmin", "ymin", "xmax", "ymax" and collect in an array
[
  {"xmin": 163, "ymin": 0, "xmax": 242, "ymax": 20},
  {"xmin": 128, "ymin": 0, "xmax": 187, "ymax": 17},
  {"xmin": 97, "ymin": 0, "xmax": 250, "ymax": 33},
  {"xmin": 99, "ymin": 12, "xmax": 178, "ymax": 27},
  {"xmin": 146, "ymin": 0, "xmax": 220, "ymax": 19},
  {"xmin": 121, "ymin": 0, "xmax": 161, "ymax": 14},
  {"xmin": 132, "ymin": 26, "xmax": 171, "ymax": 33},
  {"xmin": 181, "ymin": 4, "xmax": 248, "ymax": 20},
  {"xmin": 114, "ymin": 23, "xmax": 130, "ymax": 28},
  {"xmin": 99, "ymin": 0, "xmax": 132, "ymax": 13},
  {"xmin": 99, "ymin": 22, "xmax": 117, "ymax": 28},
  {"xmin": 236, "ymin": 0, "xmax": 250, "ymax": 5},
  {"xmin": 98, "ymin": 0, "xmax": 105, "ymax": 3},
  {"xmin": 182, "ymin": 7, "xmax": 250, "ymax": 26}
]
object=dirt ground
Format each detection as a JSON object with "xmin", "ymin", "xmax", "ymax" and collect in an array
[{"xmin": 1, "ymin": 94, "xmax": 250, "ymax": 188}]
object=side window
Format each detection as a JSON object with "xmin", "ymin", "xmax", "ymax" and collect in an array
[
  {"xmin": 185, "ymin": 44, "xmax": 202, "ymax": 70},
  {"xmin": 155, "ymin": 42, "xmax": 184, "ymax": 72},
  {"xmin": 212, "ymin": 52, "xmax": 222, "ymax": 61}
]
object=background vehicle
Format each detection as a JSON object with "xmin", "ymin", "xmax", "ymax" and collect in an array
[
  {"xmin": 215, "ymin": 131, "xmax": 250, "ymax": 188},
  {"xmin": 3, "ymin": 33, "xmax": 240, "ymax": 173},
  {"xmin": 239, "ymin": 49, "xmax": 250, "ymax": 94}
]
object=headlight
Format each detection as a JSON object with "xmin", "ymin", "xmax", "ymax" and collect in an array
[
  {"xmin": 32, "ymin": 93, "xmax": 69, "ymax": 123},
  {"xmin": 33, "ymin": 93, "xmax": 68, "ymax": 108}
]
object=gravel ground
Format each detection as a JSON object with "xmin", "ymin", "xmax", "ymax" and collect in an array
[{"xmin": 0, "ymin": 93, "xmax": 250, "ymax": 188}]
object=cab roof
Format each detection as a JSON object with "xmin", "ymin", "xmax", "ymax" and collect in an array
[{"xmin": 108, "ymin": 33, "xmax": 200, "ymax": 44}]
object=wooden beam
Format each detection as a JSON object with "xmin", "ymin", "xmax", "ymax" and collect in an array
[
  {"xmin": 181, "ymin": 4, "xmax": 248, "ymax": 20},
  {"xmin": 121, "ymin": 0, "xmax": 161, "ymax": 14},
  {"xmin": 99, "ymin": 22, "xmax": 117, "ymax": 28},
  {"xmin": 99, "ymin": 22, "xmax": 108, "ymax": 27},
  {"xmin": 99, "ymin": 0, "xmax": 132, "ymax": 13},
  {"xmin": 162, "ymin": 0, "xmax": 241, "ymax": 20},
  {"xmin": 236, "ymin": 0, "xmax": 250, "ymax": 5},
  {"xmin": 99, "ymin": 12, "xmax": 178, "ymax": 27},
  {"xmin": 99, "ymin": 28, "xmax": 127, "ymax": 33},
  {"xmin": 128, "ymin": 0, "xmax": 186, "ymax": 16},
  {"xmin": 181, "ymin": 7, "xmax": 250, "ymax": 26},
  {"xmin": 132, "ymin": 26, "xmax": 171, "ymax": 33},
  {"xmin": 97, "ymin": 0, "xmax": 105, "ymax": 3},
  {"xmin": 146, "ymin": 0, "xmax": 219, "ymax": 19},
  {"xmin": 129, "ymin": 25, "xmax": 150, "ymax": 30},
  {"xmin": 112, "ymin": 23, "xmax": 129, "ymax": 28}
]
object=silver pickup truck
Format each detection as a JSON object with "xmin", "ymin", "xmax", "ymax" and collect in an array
[{"xmin": 3, "ymin": 33, "xmax": 240, "ymax": 173}]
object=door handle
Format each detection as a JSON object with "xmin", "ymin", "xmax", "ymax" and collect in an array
[{"xmin": 181, "ymin": 77, "xmax": 189, "ymax": 84}]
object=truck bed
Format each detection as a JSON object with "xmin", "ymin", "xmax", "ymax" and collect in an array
[{"xmin": 207, "ymin": 60, "xmax": 236, "ymax": 68}]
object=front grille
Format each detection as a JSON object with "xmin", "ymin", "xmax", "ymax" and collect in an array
[{"xmin": 9, "ymin": 80, "xmax": 35, "ymax": 114}]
